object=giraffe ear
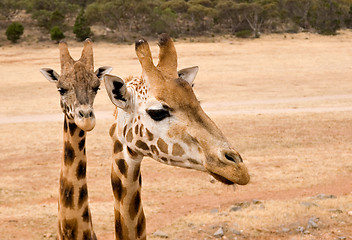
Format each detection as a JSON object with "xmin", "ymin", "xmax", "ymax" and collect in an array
[
  {"xmin": 40, "ymin": 68, "xmax": 60, "ymax": 83},
  {"xmin": 178, "ymin": 66, "xmax": 199, "ymax": 87},
  {"xmin": 104, "ymin": 74, "xmax": 131, "ymax": 110},
  {"xmin": 95, "ymin": 66, "xmax": 113, "ymax": 80}
]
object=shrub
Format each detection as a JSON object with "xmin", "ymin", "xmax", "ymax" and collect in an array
[
  {"xmin": 32, "ymin": 10, "xmax": 65, "ymax": 31},
  {"xmin": 73, "ymin": 9, "xmax": 92, "ymax": 41},
  {"xmin": 50, "ymin": 26, "xmax": 65, "ymax": 43},
  {"xmin": 235, "ymin": 30, "xmax": 252, "ymax": 38},
  {"xmin": 6, "ymin": 22, "xmax": 24, "ymax": 43}
]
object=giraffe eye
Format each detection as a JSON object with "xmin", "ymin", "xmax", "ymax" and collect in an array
[
  {"xmin": 146, "ymin": 109, "xmax": 171, "ymax": 121},
  {"xmin": 58, "ymin": 88, "xmax": 67, "ymax": 95},
  {"xmin": 92, "ymin": 86, "xmax": 100, "ymax": 93}
]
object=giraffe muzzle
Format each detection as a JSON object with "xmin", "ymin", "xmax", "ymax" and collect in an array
[
  {"xmin": 75, "ymin": 106, "xmax": 96, "ymax": 131},
  {"xmin": 204, "ymin": 150, "xmax": 250, "ymax": 186}
]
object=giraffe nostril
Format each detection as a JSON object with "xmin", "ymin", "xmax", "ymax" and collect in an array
[
  {"xmin": 89, "ymin": 111, "xmax": 93, "ymax": 117},
  {"xmin": 78, "ymin": 110, "xmax": 85, "ymax": 118},
  {"xmin": 225, "ymin": 153, "xmax": 235, "ymax": 162},
  {"xmin": 224, "ymin": 152, "xmax": 243, "ymax": 163}
]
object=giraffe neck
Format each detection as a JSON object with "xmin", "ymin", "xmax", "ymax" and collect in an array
[
  {"xmin": 57, "ymin": 117, "xmax": 96, "ymax": 240},
  {"xmin": 110, "ymin": 124, "xmax": 146, "ymax": 240}
]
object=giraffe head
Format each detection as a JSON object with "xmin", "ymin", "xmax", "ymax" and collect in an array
[
  {"xmin": 40, "ymin": 39, "xmax": 112, "ymax": 131},
  {"xmin": 104, "ymin": 34, "xmax": 249, "ymax": 185}
]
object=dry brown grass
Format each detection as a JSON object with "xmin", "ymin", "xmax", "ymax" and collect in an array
[{"xmin": 1, "ymin": 31, "xmax": 352, "ymax": 239}]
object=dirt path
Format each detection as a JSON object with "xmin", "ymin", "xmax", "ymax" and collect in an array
[{"xmin": 1, "ymin": 94, "xmax": 352, "ymax": 124}]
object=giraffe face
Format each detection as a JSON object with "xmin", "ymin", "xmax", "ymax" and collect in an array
[
  {"xmin": 40, "ymin": 40, "xmax": 112, "ymax": 131},
  {"xmin": 104, "ymin": 34, "xmax": 250, "ymax": 186}
]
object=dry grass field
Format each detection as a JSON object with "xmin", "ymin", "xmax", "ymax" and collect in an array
[{"xmin": 1, "ymin": 31, "xmax": 352, "ymax": 240}]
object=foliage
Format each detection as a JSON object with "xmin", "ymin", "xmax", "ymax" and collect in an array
[
  {"xmin": 0, "ymin": 0, "xmax": 20, "ymax": 20},
  {"xmin": 3, "ymin": 0, "xmax": 352, "ymax": 41},
  {"xmin": 6, "ymin": 22, "xmax": 24, "ymax": 43},
  {"xmin": 235, "ymin": 29, "xmax": 252, "ymax": 38},
  {"xmin": 50, "ymin": 26, "xmax": 65, "ymax": 42},
  {"xmin": 73, "ymin": 9, "xmax": 92, "ymax": 41},
  {"xmin": 32, "ymin": 9, "xmax": 65, "ymax": 31},
  {"xmin": 310, "ymin": 0, "xmax": 350, "ymax": 35}
]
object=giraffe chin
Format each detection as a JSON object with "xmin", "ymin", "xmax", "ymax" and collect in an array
[
  {"xmin": 207, "ymin": 163, "xmax": 250, "ymax": 186},
  {"xmin": 74, "ymin": 117, "xmax": 96, "ymax": 132},
  {"xmin": 209, "ymin": 172, "xmax": 235, "ymax": 185}
]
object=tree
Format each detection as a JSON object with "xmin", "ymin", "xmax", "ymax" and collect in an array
[
  {"xmin": 310, "ymin": 0, "xmax": 350, "ymax": 35},
  {"xmin": 6, "ymin": 22, "xmax": 24, "ymax": 43},
  {"xmin": 216, "ymin": 0, "xmax": 245, "ymax": 34},
  {"xmin": 237, "ymin": 0, "xmax": 279, "ymax": 38},
  {"xmin": 50, "ymin": 26, "xmax": 65, "ymax": 43},
  {"xmin": 187, "ymin": 2, "xmax": 216, "ymax": 33},
  {"xmin": 282, "ymin": 0, "xmax": 313, "ymax": 29},
  {"xmin": 73, "ymin": 9, "xmax": 92, "ymax": 41}
]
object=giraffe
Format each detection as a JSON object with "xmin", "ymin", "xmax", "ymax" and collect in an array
[
  {"xmin": 103, "ymin": 33, "xmax": 250, "ymax": 240},
  {"xmin": 40, "ymin": 39, "xmax": 112, "ymax": 240}
]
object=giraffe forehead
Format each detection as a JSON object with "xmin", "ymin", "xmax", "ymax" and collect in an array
[
  {"xmin": 59, "ymin": 64, "xmax": 99, "ymax": 89},
  {"xmin": 153, "ymin": 78, "xmax": 200, "ymax": 110}
]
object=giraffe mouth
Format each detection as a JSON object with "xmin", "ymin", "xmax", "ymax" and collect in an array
[{"xmin": 209, "ymin": 172, "xmax": 235, "ymax": 185}]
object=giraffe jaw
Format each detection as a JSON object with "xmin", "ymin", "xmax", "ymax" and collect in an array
[
  {"xmin": 206, "ymin": 162, "xmax": 250, "ymax": 186},
  {"xmin": 209, "ymin": 172, "xmax": 235, "ymax": 185}
]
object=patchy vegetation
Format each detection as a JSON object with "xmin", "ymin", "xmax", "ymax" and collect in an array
[
  {"xmin": 5, "ymin": 22, "xmax": 24, "ymax": 43},
  {"xmin": 1, "ymin": 0, "xmax": 352, "ymax": 43}
]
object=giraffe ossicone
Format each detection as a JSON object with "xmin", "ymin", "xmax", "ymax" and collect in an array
[
  {"xmin": 104, "ymin": 33, "xmax": 250, "ymax": 240},
  {"xmin": 40, "ymin": 39, "xmax": 112, "ymax": 240}
]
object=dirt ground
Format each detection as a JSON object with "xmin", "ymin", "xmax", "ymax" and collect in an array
[{"xmin": 0, "ymin": 31, "xmax": 352, "ymax": 240}]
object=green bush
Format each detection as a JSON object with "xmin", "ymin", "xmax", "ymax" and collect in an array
[
  {"xmin": 235, "ymin": 30, "xmax": 252, "ymax": 38},
  {"xmin": 50, "ymin": 26, "xmax": 65, "ymax": 42},
  {"xmin": 32, "ymin": 10, "xmax": 65, "ymax": 31},
  {"xmin": 6, "ymin": 22, "xmax": 24, "ymax": 43},
  {"xmin": 73, "ymin": 9, "xmax": 92, "ymax": 41}
]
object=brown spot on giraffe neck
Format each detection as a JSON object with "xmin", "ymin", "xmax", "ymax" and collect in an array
[
  {"xmin": 126, "ymin": 128, "xmax": 133, "ymax": 142},
  {"xmin": 114, "ymin": 209, "xmax": 130, "ymax": 240},
  {"xmin": 150, "ymin": 145, "xmax": 159, "ymax": 155},
  {"xmin": 79, "ymin": 130, "xmax": 85, "ymax": 138},
  {"xmin": 64, "ymin": 141, "xmax": 75, "ymax": 166},
  {"xmin": 111, "ymin": 169, "xmax": 127, "ymax": 203},
  {"xmin": 82, "ymin": 206, "xmax": 90, "ymax": 223},
  {"xmin": 123, "ymin": 125, "xmax": 127, "ymax": 137},
  {"xmin": 136, "ymin": 140, "xmax": 149, "ymax": 151},
  {"xmin": 109, "ymin": 123, "xmax": 117, "ymax": 137},
  {"xmin": 76, "ymin": 160, "xmax": 86, "ymax": 180},
  {"xmin": 78, "ymin": 184, "xmax": 88, "ymax": 208},
  {"xmin": 64, "ymin": 118, "xmax": 68, "ymax": 133},
  {"xmin": 69, "ymin": 122, "xmax": 77, "ymax": 136},
  {"xmin": 133, "ymin": 165, "xmax": 141, "ymax": 182},
  {"xmin": 114, "ymin": 140, "xmax": 123, "ymax": 153},
  {"xmin": 146, "ymin": 128, "xmax": 153, "ymax": 141},
  {"xmin": 78, "ymin": 138, "xmax": 85, "ymax": 151},
  {"xmin": 135, "ymin": 125, "xmax": 139, "ymax": 135},
  {"xmin": 139, "ymin": 124, "xmax": 144, "ymax": 137},
  {"xmin": 157, "ymin": 138, "xmax": 168, "ymax": 154},
  {"xmin": 129, "ymin": 191, "xmax": 141, "ymax": 220},
  {"xmin": 60, "ymin": 176, "xmax": 74, "ymax": 209},
  {"xmin": 172, "ymin": 143, "xmax": 185, "ymax": 157},
  {"xmin": 136, "ymin": 210, "xmax": 146, "ymax": 239},
  {"xmin": 61, "ymin": 218, "xmax": 78, "ymax": 239},
  {"xmin": 83, "ymin": 230, "xmax": 96, "ymax": 240},
  {"xmin": 127, "ymin": 146, "xmax": 138, "ymax": 158},
  {"xmin": 116, "ymin": 159, "xmax": 128, "ymax": 177}
]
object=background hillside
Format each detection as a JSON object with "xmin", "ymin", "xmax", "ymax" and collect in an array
[{"xmin": 1, "ymin": 0, "xmax": 352, "ymax": 43}]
